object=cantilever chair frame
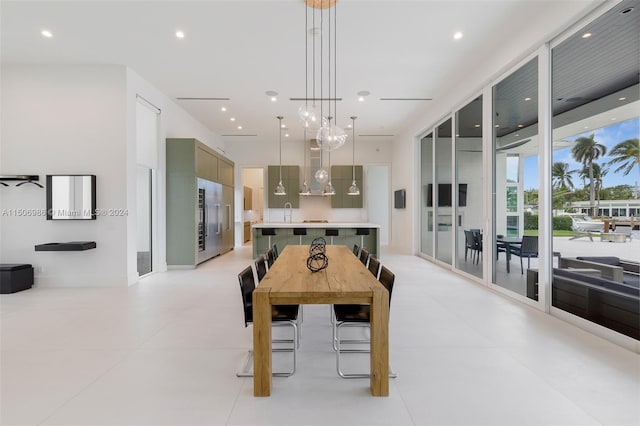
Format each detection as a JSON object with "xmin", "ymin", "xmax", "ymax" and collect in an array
[
  {"xmin": 236, "ymin": 265, "xmax": 298, "ymax": 378},
  {"xmin": 332, "ymin": 265, "xmax": 397, "ymax": 379}
]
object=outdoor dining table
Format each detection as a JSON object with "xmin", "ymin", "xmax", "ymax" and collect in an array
[
  {"xmin": 252, "ymin": 244, "xmax": 389, "ymax": 397},
  {"xmin": 497, "ymin": 236, "xmax": 522, "ymax": 273}
]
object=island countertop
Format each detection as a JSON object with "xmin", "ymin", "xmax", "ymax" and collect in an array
[{"xmin": 252, "ymin": 222, "xmax": 380, "ymax": 229}]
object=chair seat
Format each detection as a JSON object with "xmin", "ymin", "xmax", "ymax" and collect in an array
[
  {"xmin": 334, "ymin": 304, "xmax": 370, "ymax": 322},
  {"xmin": 272, "ymin": 305, "xmax": 299, "ymax": 321},
  {"xmin": 244, "ymin": 303, "xmax": 299, "ymax": 323}
]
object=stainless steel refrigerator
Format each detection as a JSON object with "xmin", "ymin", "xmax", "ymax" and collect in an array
[{"xmin": 197, "ymin": 177, "xmax": 223, "ymax": 264}]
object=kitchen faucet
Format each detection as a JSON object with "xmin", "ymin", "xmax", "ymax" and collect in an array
[{"xmin": 284, "ymin": 202, "xmax": 292, "ymax": 223}]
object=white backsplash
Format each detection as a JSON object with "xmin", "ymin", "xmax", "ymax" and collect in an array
[{"xmin": 265, "ymin": 196, "xmax": 367, "ymax": 223}]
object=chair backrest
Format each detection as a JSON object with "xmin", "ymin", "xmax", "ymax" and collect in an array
[
  {"xmin": 521, "ymin": 235, "xmax": 538, "ymax": 254},
  {"xmin": 368, "ymin": 256, "xmax": 381, "ymax": 279},
  {"xmin": 254, "ymin": 256, "xmax": 267, "ymax": 282},
  {"xmin": 378, "ymin": 265, "xmax": 395, "ymax": 306},
  {"xmin": 266, "ymin": 248, "xmax": 275, "ymax": 268},
  {"xmin": 359, "ymin": 247, "xmax": 370, "ymax": 266},
  {"xmin": 272, "ymin": 244, "xmax": 279, "ymax": 260},
  {"xmin": 353, "ymin": 244, "xmax": 360, "ymax": 256},
  {"xmin": 472, "ymin": 230, "xmax": 482, "ymax": 250},
  {"xmin": 464, "ymin": 230, "xmax": 476, "ymax": 248},
  {"xmin": 238, "ymin": 265, "xmax": 256, "ymax": 326}
]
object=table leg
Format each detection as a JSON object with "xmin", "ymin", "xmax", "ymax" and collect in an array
[
  {"xmin": 253, "ymin": 288, "xmax": 272, "ymax": 396},
  {"xmin": 370, "ymin": 287, "xmax": 389, "ymax": 396},
  {"xmin": 505, "ymin": 243, "xmax": 511, "ymax": 273}
]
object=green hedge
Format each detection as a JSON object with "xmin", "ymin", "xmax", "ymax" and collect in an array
[{"xmin": 524, "ymin": 214, "xmax": 573, "ymax": 231}]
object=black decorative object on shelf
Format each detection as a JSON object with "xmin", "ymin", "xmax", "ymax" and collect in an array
[
  {"xmin": 307, "ymin": 237, "xmax": 328, "ymax": 272},
  {"xmin": 35, "ymin": 241, "xmax": 97, "ymax": 251},
  {"xmin": 0, "ymin": 175, "xmax": 43, "ymax": 188}
]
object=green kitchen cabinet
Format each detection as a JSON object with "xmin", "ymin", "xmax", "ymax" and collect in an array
[
  {"xmin": 267, "ymin": 165, "xmax": 300, "ymax": 208},
  {"xmin": 331, "ymin": 165, "xmax": 363, "ymax": 208}
]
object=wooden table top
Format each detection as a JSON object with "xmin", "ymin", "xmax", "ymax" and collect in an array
[{"xmin": 259, "ymin": 245, "xmax": 384, "ymax": 305}]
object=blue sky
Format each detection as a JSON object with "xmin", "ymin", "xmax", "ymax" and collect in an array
[{"xmin": 524, "ymin": 117, "xmax": 640, "ymax": 190}]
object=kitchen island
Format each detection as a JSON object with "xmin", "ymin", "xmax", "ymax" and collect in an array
[{"xmin": 252, "ymin": 222, "xmax": 380, "ymax": 259}]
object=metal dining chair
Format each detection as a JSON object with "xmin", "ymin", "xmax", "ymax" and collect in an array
[
  {"xmin": 368, "ymin": 256, "xmax": 381, "ymax": 280},
  {"xmin": 333, "ymin": 265, "xmax": 397, "ymax": 379},
  {"xmin": 236, "ymin": 265, "xmax": 299, "ymax": 377}
]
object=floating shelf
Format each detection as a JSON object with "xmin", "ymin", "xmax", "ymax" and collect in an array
[{"xmin": 35, "ymin": 241, "xmax": 97, "ymax": 251}]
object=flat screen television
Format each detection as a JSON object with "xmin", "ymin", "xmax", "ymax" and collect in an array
[
  {"xmin": 425, "ymin": 183, "xmax": 467, "ymax": 207},
  {"xmin": 394, "ymin": 189, "xmax": 406, "ymax": 209}
]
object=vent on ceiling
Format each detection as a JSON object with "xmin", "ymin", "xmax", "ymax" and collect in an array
[
  {"xmin": 379, "ymin": 98, "xmax": 432, "ymax": 101},
  {"xmin": 176, "ymin": 97, "xmax": 231, "ymax": 101}
]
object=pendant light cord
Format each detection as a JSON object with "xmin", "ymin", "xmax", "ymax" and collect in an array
[
  {"xmin": 352, "ymin": 117, "xmax": 356, "ymax": 181},
  {"xmin": 305, "ymin": 4, "xmax": 308, "ymax": 108},
  {"xmin": 278, "ymin": 116, "xmax": 283, "ymax": 182}
]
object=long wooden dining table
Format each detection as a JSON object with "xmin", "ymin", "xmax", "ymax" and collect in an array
[{"xmin": 253, "ymin": 244, "xmax": 389, "ymax": 396}]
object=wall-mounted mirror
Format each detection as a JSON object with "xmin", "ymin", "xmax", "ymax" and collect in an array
[{"xmin": 46, "ymin": 175, "xmax": 96, "ymax": 220}]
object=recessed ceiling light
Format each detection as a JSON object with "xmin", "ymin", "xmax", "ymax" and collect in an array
[
  {"xmin": 347, "ymin": 124, "xmax": 352, "ymax": 129},
  {"xmin": 582, "ymin": 32, "xmax": 592, "ymax": 39},
  {"xmin": 453, "ymin": 31, "xmax": 463, "ymax": 40},
  {"xmin": 584, "ymin": 126, "xmax": 589, "ymax": 129},
  {"xmin": 514, "ymin": 134, "xmax": 519, "ymax": 137},
  {"xmin": 358, "ymin": 97, "xmax": 365, "ymax": 102},
  {"xmin": 619, "ymin": 97, "xmax": 627, "ymax": 101},
  {"xmin": 221, "ymin": 107, "xmax": 227, "ymax": 112},
  {"xmin": 611, "ymin": 118, "xmax": 616, "ymax": 121},
  {"xmin": 495, "ymin": 124, "xmax": 500, "ymax": 128},
  {"xmin": 619, "ymin": 7, "xmax": 634, "ymax": 15},
  {"xmin": 281, "ymin": 123, "xmax": 286, "ymax": 128},
  {"xmin": 237, "ymin": 125, "xmax": 243, "ymax": 130},
  {"xmin": 524, "ymin": 97, "xmax": 531, "ymax": 101},
  {"xmin": 285, "ymin": 133, "xmax": 289, "ymax": 138},
  {"xmin": 230, "ymin": 117, "xmax": 235, "ymax": 122},
  {"xmin": 176, "ymin": 30, "xmax": 185, "ymax": 39},
  {"xmin": 474, "ymin": 124, "xmax": 481, "ymax": 128},
  {"xmin": 517, "ymin": 124, "xmax": 524, "ymax": 128},
  {"xmin": 41, "ymin": 29, "xmax": 53, "ymax": 38},
  {"xmin": 265, "ymin": 90, "xmax": 278, "ymax": 102}
]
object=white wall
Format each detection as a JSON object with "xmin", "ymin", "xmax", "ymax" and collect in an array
[
  {"xmin": 0, "ymin": 65, "xmax": 129, "ymax": 287},
  {"xmin": 125, "ymin": 68, "xmax": 224, "ymax": 284},
  {"xmin": 0, "ymin": 64, "xmax": 224, "ymax": 287}
]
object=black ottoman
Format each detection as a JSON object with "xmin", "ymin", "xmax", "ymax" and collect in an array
[{"xmin": 0, "ymin": 264, "xmax": 34, "ymax": 294}]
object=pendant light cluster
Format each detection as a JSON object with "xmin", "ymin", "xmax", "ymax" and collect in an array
[{"xmin": 300, "ymin": 0, "xmax": 355, "ymax": 196}]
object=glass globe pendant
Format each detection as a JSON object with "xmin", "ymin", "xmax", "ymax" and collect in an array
[
  {"xmin": 297, "ymin": 105, "xmax": 318, "ymax": 129},
  {"xmin": 315, "ymin": 168, "xmax": 328, "ymax": 184},
  {"xmin": 316, "ymin": 117, "xmax": 347, "ymax": 151}
]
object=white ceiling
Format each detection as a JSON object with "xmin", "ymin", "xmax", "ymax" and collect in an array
[{"xmin": 0, "ymin": 0, "xmax": 599, "ymax": 147}]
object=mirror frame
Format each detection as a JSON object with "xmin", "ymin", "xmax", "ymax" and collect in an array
[{"xmin": 46, "ymin": 174, "xmax": 97, "ymax": 220}]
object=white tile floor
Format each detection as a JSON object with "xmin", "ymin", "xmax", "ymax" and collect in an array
[{"xmin": 2, "ymin": 246, "xmax": 639, "ymax": 425}]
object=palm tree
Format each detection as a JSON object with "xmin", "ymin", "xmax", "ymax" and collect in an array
[
  {"xmin": 579, "ymin": 162, "xmax": 607, "ymax": 212},
  {"xmin": 552, "ymin": 162, "xmax": 576, "ymax": 191},
  {"xmin": 571, "ymin": 134, "xmax": 607, "ymax": 216},
  {"xmin": 607, "ymin": 137, "xmax": 639, "ymax": 180}
]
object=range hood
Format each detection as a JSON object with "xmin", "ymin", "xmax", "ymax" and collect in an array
[{"xmin": 300, "ymin": 138, "xmax": 329, "ymax": 196}]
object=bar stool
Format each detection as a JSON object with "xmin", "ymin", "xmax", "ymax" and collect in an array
[
  {"xmin": 293, "ymin": 227, "xmax": 307, "ymax": 244},
  {"xmin": 261, "ymin": 228, "xmax": 276, "ymax": 249},
  {"xmin": 356, "ymin": 228, "xmax": 370, "ymax": 249},
  {"xmin": 325, "ymin": 228, "xmax": 339, "ymax": 244}
]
